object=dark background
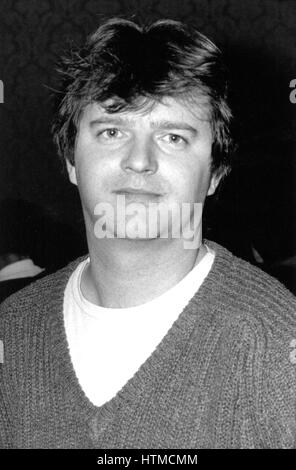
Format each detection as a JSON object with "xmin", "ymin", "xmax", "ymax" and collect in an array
[{"xmin": 0, "ymin": 0, "xmax": 295, "ymax": 290}]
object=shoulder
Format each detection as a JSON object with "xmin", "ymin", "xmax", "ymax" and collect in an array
[
  {"xmin": 203, "ymin": 240, "xmax": 296, "ymax": 360},
  {"xmin": 0, "ymin": 255, "xmax": 86, "ymax": 386},
  {"xmin": 205, "ymin": 242, "xmax": 296, "ymax": 446},
  {"xmin": 206, "ymin": 239, "xmax": 296, "ymax": 317}
]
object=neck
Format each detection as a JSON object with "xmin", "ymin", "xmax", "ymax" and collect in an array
[{"xmin": 81, "ymin": 237, "xmax": 207, "ymax": 308}]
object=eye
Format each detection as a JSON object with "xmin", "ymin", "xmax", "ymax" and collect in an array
[
  {"xmin": 97, "ymin": 128, "xmax": 124, "ymax": 140},
  {"xmin": 162, "ymin": 133, "xmax": 187, "ymax": 146}
]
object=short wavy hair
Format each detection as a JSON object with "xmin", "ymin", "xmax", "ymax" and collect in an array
[{"xmin": 52, "ymin": 18, "xmax": 234, "ymax": 176}]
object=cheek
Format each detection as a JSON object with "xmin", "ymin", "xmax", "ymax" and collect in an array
[
  {"xmin": 182, "ymin": 173, "xmax": 210, "ymax": 202},
  {"xmin": 75, "ymin": 143, "xmax": 106, "ymax": 189},
  {"xmin": 168, "ymin": 155, "xmax": 212, "ymax": 202},
  {"xmin": 75, "ymin": 160, "xmax": 104, "ymax": 213}
]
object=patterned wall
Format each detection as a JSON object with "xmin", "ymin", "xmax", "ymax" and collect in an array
[{"xmin": 0, "ymin": 0, "xmax": 295, "ymax": 268}]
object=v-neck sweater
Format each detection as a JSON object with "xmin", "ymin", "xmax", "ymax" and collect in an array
[
  {"xmin": 0, "ymin": 240, "xmax": 296, "ymax": 449},
  {"xmin": 63, "ymin": 246, "xmax": 214, "ymax": 407}
]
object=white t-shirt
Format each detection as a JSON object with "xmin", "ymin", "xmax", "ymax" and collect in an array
[{"xmin": 64, "ymin": 245, "xmax": 215, "ymax": 406}]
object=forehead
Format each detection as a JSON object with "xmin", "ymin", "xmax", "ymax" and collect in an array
[{"xmin": 79, "ymin": 95, "xmax": 211, "ymax": 128}]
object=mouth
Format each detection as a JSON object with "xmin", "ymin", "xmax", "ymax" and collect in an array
[{"xmin": 114, "ymin": 188, "xmax": 163, "ymax": 197}]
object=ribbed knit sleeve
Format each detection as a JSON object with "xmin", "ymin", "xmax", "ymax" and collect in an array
[
  {"xmin": 262, "ymin": 346, "xmax": 296, "ymax": 447},
  {"xmin": 213, "ymin": 252, "xmax": 296, "ymax": 448},
  {"xmin": 0, "ymin": 346, "xmax": 11, "ymax": 448},
  {"xmin": 260, "ymin": 291, "xmax": 296, "ymax": 448},
  {"xmin": 0, "ymin": 311, "xmax": 18, "ymax": 448}
]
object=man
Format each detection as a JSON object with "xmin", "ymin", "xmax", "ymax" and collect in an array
[{"xmin": 0, "ymin": 18, "xmax": 296, "ymax": 449}]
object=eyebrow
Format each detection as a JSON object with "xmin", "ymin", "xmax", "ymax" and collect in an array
[
  {"xmin": 89, "ymin": 117, "xmax": 198, "ymax": 135},
  {"xmin": 89, "ymin": 117, "xmax": 136, "ymax": 127},
  {"xmin": 151, "ymin": 120, "xmax": 198, "ymax": 135}
]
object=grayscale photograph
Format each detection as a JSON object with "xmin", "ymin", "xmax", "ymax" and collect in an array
[{"xmin": 0, "ymin": 0, "xmax": 295, "ymax": 454}]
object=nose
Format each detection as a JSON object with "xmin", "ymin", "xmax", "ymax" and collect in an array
[{"xmin": 121, "ymin": 138, "xmax": 158, "ymax": 174}]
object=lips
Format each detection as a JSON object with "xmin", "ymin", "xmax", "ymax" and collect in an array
[{"xmin": 114, "ymin": 188, "xmax": 163, "ymax": 197}]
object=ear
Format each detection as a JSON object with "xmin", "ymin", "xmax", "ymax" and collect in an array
[
  {"xmin": 66, "ymin": 159, "xmax": 77, "ymax": 186},
  {"xmin": 206, "ymin": 170, "xmax": 224, "ymax": 196}
]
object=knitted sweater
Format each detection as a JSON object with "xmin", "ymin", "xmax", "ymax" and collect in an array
[{"xmin": 0, "ymin": 240, "xmax": 296, "ymax": 449}]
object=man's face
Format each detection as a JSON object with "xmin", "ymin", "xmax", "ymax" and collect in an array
[{"xmin": 67, "ymin": 96, "xmax": 221, "ymax": 243}]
